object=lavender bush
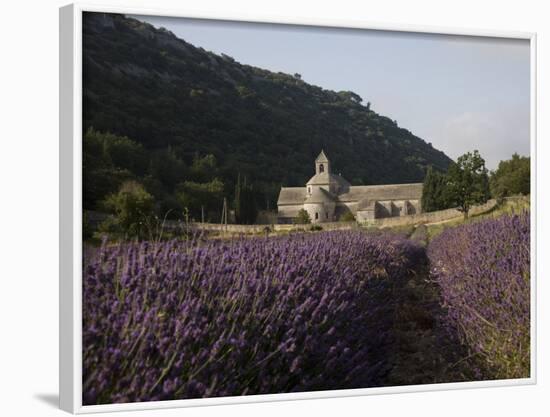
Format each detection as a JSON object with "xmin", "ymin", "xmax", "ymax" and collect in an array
[
  {"xmin": 428, "ymin": 212, "xmax": 530, "ymax": 379},
  {"xmin": 83, "ymin": 231, "xmax": 424, "ymax": 404}
]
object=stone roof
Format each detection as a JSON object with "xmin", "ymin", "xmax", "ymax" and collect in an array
[
  {"xmin": 306, "ymin": 172, "xmax": 331, "ymax": 185},
  {"xmin": 315, "ymin": 150, "xmax": 329, "ymax": 163},
  {"xmin": 357, "ymin": 199, "xmax": 377, "ymax": 211},
  {"xmin": 277, "ymin": 187, "xmax": 307, "ymax": 205},
  {"xmin": 304, "ymin": 187, "xmax": 336, "ymax": 204},
  {"xmin": 306, "ymin": 171, "xmax": 351, "ymax": 187},
  {"xmin": 341, "ymin": 183, "xmax": 423, "ymax": 204},
  {"xmin": 333, "ymin": 174, "xmax": 351, "ymax": 190},
  {"xmin": 278, "ymin": 183, "xmax": 423, "ymax": 206}
]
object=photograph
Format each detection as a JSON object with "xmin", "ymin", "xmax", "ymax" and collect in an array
[{"xmin": 80, "ymin": 11, "xmax": 531, "ymax": 406}]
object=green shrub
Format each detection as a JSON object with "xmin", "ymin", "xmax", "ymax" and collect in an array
[
  {"xmin": 102, "ymin": 181, "xmax": 155, "ymax": 239},
  {"xmin": 293, "ymin": 209, "xmax": 311, "ymax": 224},
  {"xmin": 340, "ymin": 211, "xmax": 356, "ymax": 222}
]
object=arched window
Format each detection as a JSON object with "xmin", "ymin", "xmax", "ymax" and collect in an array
[
  {"xmin": 326, "ymin": 212, "xmax": 328, "ymax": 219},
  {"xmin": 308, "ymin": 186, "xmax": 311, "ymax": 194},
  {"xmin": 319, "ymin": 164, "xmax": 324, "ymax": 173},
  {"xmin": 315, "ymin": 212, "xmax": 319, "ymax": 220}
]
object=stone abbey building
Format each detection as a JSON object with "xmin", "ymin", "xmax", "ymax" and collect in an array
[{"xmin": 277, "ymin": 151, "xmax": 423, "ymax": 223}]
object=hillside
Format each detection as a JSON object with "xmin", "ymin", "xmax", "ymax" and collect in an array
[{"xmin": 82, "ymin": 12, "xmax": 452, "ymax": 216}]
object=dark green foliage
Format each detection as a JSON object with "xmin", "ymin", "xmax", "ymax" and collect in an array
[
  {"xmin": 490, "ymin": 153, "xmax": 530, "ymax": 200},
  {"xmin": 294, "ymin": 209, "xmax": 312, "ymax": 224},
  {"xmin": 421, "ymin": 166, "xmax": 449, "ymax": 212},
  {"xmin": 83, "ymin": 128, "xmax": 147, "ymax": 173},
  {"xmin": 337, "ymin": 91, "xmax": 363, "ymax": 104},
  {"xmin": 83, "ymin": 12, "xmax": 453, "ymax": 215},
  {"xmin": 148, "ymin": 148, "xmax": 186, "ymax": 190},
  {"xmin": 176, "ymin": 178, "xmax": 224, "ymax": 222},
  {"xmin": 83, "ymin": 127, "xmax": 227, "ymax": 221},
  {"xmin": 444, "ymin": 150, "xmax": 490, "ymax": 218},
  {"xmin": 190, "ymin": 154, "xmax": 217, "ymax": 183},
  {"xmin": 101, "ymin": 180, "xmax": 155, "ymax": 239},
  {"xmin": 83, "ymin": 128, "xmax": 144, "ymax": 209},
  {"xmin": 234, "ymin": 174, "xmax": 258, "ymax": 224}
]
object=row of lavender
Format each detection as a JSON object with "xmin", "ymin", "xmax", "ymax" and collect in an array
[
  {"xmin": 428, "ymin": 211, "xmax": 530, "ymax": 379},
  {"xmin": 83, "ymin": 231, "xmax": 425, "ymax": 404}
]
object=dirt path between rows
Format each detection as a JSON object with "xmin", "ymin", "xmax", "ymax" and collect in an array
[{"xmin": 382, "ymin": 238, "xmax": 482, "ymax": 386}]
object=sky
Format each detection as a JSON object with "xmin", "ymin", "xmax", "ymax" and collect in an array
[{"xmin": 130, "ymin": 14, "xmax": 531, "ymax": 170}]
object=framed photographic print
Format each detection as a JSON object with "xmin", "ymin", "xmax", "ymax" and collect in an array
[{"xmin": 59, "ymin": 3, "xmax": 536, "ymax": 413}]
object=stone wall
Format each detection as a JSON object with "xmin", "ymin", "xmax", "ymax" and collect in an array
[
  {"xmin": 198, "ymin": 200, "xmax": 498, "ymax": 235},
  {"xmin": 277, "ymin": 204, "xmax": 303, "ymax": 221},
  {"xmin": 256, "ymin": 210, "xmax": 279, "ymax": 224},
  {"xmin": 362, "ymin": 199, "xmax": 498, "ymax": 228},
  {"xmin": 188, "ymin": 221, "xmax": 359, "ymax": 235},
  {"xmin": 88, "ymin": 198, "xmax": 504, "ymax": 237}
]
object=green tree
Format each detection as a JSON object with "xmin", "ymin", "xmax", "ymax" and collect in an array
[
  {"xmin": 148, "ymin": 147, "xmax": 186, "ymax": 189},
  {"xmin": 337, "ymin": 90, "xmax": 363, "ymax": 104},
  {"xmin": 234, "ymin": 174, "xmax": 242, "ymax": 223},
  {"xmin": 102, "ymin": 181, "xmax": 155, "ymax": 239},
  {"xmin": 190, "ymin": 153, "xmax": 217, "ymax": 183},
  {"xmin": 176, "ymin": 178, "xmax": 224, "ymax": 222},
  {"xmin": 294, "ymin": 209, "xmax": 312, "ymax": 224},
  {"xmin": 234, "ymin": 173, "xmax": 258, "ymax": 224},
  {"xmin": 84, "ymin": 128, "xmax": 148, "ymax": 175},
  {"xmin": 490, "ymin": 154, "xmax": 530, "ymax": 200},
  {"xmin": 236, "ymin": 85, "xmax": 256, "ymax": 99},
  {"xmin": 445, "ymin": 150, "xmax": 490, "ymax": 219},
  {"xmin": 83, "ymin": 128, "xmax": 139, "ymax": 210},
  {"xmin": 421, "ymin": 166, "xmax": 449, "ymax": 212}
]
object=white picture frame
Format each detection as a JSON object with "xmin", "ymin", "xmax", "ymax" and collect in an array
[{"xmin": 60, "ymin": 3, "xmax": 537, "ymax": 413}]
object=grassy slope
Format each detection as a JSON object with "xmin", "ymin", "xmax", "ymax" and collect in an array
[{"xmin": 425, "ymin": 197, "xmax": 530, "ymax": 242}]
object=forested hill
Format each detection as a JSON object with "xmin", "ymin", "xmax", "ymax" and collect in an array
[{"xmin": 83, "ymin": 12, "xmax": 452, "ymax": 216}]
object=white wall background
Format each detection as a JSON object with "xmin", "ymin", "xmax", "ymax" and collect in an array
[{"xmin": 0, "ymin": 0, "xmax": 547, "ymax": 415}]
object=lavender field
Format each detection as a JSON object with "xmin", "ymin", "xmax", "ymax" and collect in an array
[
  {"xmin": 83, "ymin": 212, "xmax": 530, "ymax": 405},
  {"xmin": 83, "ymin": 231, "xmax": 425, "ymax": 404},
  {"xmin": 428, "ymin": 211, "xmax": 530, "ymax": 379}
]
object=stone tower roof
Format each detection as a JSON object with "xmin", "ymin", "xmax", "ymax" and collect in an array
[
  {"xmin": 306, "ymin": 171, "xmax": 331, "ymax": 185},
  {"xmin": 315, "ymin": 150, "xmax": 329, "ymax": 163},
  {"xmin": 304, "ymin": 187, "xmax": 336, "ymax": 204}
]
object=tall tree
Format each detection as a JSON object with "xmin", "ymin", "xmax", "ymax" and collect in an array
[
  {"xmin": 176, "ymin": 178, "xmax": 224, "ymax": 222},
  {"xmin": 421, "ymin": 166, "xmax": 449, "ymax": 212},
  {"xmin": 445, "ymin": 150, "xmax": 490, "ymax": 219},
  {"xmin": 234, "ymin": 174, "xmax": 258, "ymax": 224},
  {"xmin": 234, "ymin": 173, "xmax": 242, "ymax": 223},
  {"xmin": 490, "ymin": 153, "xmax": 530, "ymax": 200}
]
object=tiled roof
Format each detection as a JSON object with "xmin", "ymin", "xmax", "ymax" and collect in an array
[
  {"xmin": 278, "ymin": 183, "xmax": 423, "ymax": 205},
  {"xmin": 304, "ymin": 187, "xmax": 336, "ymax": 204},
  {"xmin": 277, "ymin": 187, "xmax": 307, "ymax": 205},
  {"xmin": 343, "ymin": 183, "xmax": 423, "ymax": 204}
]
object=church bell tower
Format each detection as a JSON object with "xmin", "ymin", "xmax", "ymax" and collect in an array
[{"xmin": 315, "ymin": 150, "xmax": 330, "ymax": 175}]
